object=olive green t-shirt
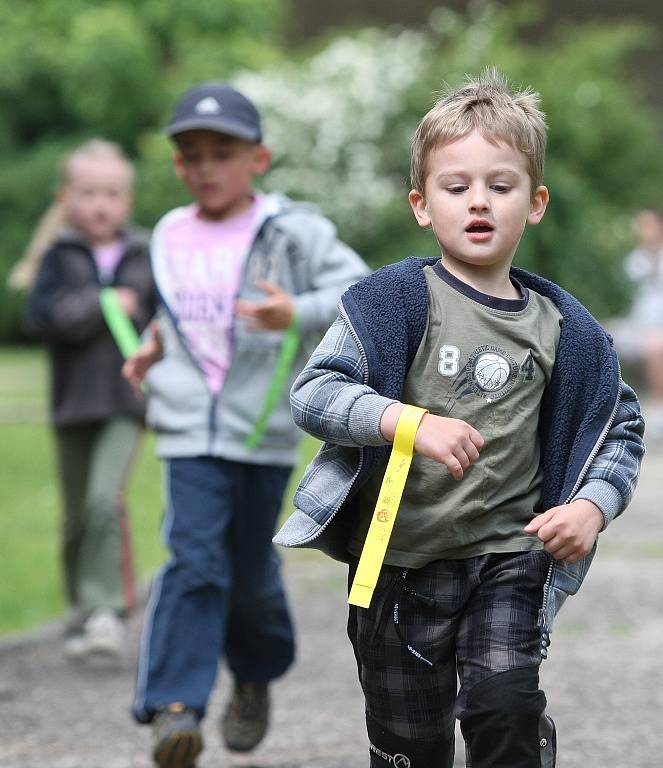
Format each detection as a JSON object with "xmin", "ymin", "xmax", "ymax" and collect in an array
[{"xmin": 348, "ymin": 262, "xmax": 563, "ymax": 567}]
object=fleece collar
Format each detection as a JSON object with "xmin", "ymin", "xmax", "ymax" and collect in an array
[{"xmin": 342, "ymin": 256, "xmax": 619, "ymax": 508}]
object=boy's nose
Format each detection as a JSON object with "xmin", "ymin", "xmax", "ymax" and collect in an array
[{"xmin": 468, "ymin": 186, "xmax": 490, "ymax": 212}]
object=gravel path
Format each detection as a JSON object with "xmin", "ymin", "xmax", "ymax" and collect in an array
[{"xmin": 2, "ymin": 446, "xmax": 662, "ymax": 768}]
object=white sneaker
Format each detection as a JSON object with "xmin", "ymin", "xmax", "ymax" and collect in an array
[
  {"xmin": 85, "ymin": 609, "xmax": 126, "ymax": 656},
  {"xmin": 64, "ymin": 609, "xmax": 126, "ymax": 658}
]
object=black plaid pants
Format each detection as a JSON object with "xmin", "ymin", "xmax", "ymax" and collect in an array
[{"xmin": 348, "ymin": 550, "xmax": 556, "ymax": 768}]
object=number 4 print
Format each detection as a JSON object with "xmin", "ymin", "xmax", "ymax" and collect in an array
[{"xmin": 520, "ymin": 351, "xmax": 535, "ymax": 381}]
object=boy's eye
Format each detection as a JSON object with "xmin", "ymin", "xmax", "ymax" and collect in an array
[
  {"xmin": 447, "ymin": 185, "xmax": 468, "ymax": 194},
  {"xmin": 491, "ymin": 184, "xmax": 510, "ymax": 193}
]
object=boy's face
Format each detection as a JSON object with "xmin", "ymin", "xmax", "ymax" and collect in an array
[
  {"xmin": 173, "ymin": 130, "xmax": 271, "ymax": 220},
  {"xmin": 409, "ymin": 130, "xmax": 548, "ymax": 277},
  {"xmin": 633, "ymin": 210, "xmax": 663, "ymax": 251},
  {"xmin": 59, "ymin": 156, "xmax": 133, "ymax": 246}
]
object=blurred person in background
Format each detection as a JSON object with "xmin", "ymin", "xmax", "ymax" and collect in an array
[
  {"xmin": 23, "ymin": 140, "xmax": 155, "ymax": 660},
  {"xmin": 123, "ymin": 81, "xmax": 368, "ymax": 768},
  {"xmin": 607, "ymin": 207, "xmax": 663, "ymax": 437},
  {"xmin": 622, "ymin": 209, "xmax": 663, "ymax": 395}
]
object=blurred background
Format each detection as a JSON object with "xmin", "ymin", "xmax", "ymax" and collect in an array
[{"xmin": 1, "ymin": 0, "xmax": 662, "ymax": 634}]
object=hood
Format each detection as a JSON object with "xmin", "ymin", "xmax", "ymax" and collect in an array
[{"xmin": 53, "ymin": 224, "xmax": 150, "ymax": 253}]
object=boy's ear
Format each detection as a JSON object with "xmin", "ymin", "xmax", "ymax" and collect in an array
[
  {"xmin": 55, "ymin": 185, "xmax": 69, "ymax": 205},
  {"xmin": 527, "ymin": 185, "xmax": 549, "ymax": 225},
  {"xmin": 252, "ymin": 145, "xmax": 272, "ymax": 176},
  {"xmin": 409, "ymin": 189, "xmax": 431, "ymax": 228},
  {"xmin": 173, "ymin": 152, "xmax": 186, "ymax": 180}
]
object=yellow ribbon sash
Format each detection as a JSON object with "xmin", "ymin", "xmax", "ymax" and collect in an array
[{"xmin": 348, "ymin": 404, "xmax": 428, "ymax": 609}]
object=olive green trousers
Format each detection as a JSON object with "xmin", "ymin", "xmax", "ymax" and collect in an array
[{"xmin": 55, "ymin": 417, "xmax": 141, "ymax": 617}]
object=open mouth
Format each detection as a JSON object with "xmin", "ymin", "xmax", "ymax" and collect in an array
[{"xmin": 465, "ymin": 222, "xmax": 494, "ymax": 242}]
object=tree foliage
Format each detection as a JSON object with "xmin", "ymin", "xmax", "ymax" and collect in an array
[
  {"xmin": 0, "ymin": 0, "xmax": 285, "ymax": 338},
  {"xmin": 1, "ymin": 1, "xmax": 662, "ymax": 339},
  {"xmin": 238, "ymin": 3, "xmax": 663, "ymax": 319}
]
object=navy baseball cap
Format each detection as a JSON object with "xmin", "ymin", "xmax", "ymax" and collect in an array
[{"xmin": 165, "ymin": 82, "xmax": 262, "ymax": 142}]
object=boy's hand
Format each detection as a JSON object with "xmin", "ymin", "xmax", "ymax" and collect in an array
[
  {"xmin": 235, "ymin": 280, "xmax": 294, "ymax": 331},
  {"xmin": 122, "ymin": 321, "xmax": 163, "ymax": 395},
  {"xmin": 114, "ymin": 287, "xmax": 139, "ymax": 318},
  {"xmin": 524, "ymin": 499, "xmax": 604, "ymax": 562},
  {"xmin": 381, "ymin": 404, "xmax": 484, "ymax": 481},
  {"xmin": 415, "ymin": 413, "xmax": 485, "ymax": 480}
]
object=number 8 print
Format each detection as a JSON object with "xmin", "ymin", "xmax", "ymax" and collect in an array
[{"xmin": 438, "ymin": 344, "xmax": 460, "ymax": 376}]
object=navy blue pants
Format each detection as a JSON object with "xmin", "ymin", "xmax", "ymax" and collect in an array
[{"xmin": 133, "ymin": 457, "xmax": 295, "ymax": 722}]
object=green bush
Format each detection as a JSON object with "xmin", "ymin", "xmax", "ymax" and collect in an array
[
  {"xmin": 236, "ymin": 3, "xmax": 663, "ymax": 319},
  {"xmin": 0, "ymin": 0, "xmax": 287, "ymax": 340},
  {"xmin": 1, "ymin": 1, "xmax": 662, "ymax": 340}
]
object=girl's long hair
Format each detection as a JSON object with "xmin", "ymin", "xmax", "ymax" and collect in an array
[{"xmin": 7, "ymin": 202, "xmax": 67, "ymax": 291}]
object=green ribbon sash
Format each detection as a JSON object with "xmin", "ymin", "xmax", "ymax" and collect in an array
[
  {"xmin": 99, "ymin": 287, "xmax": 142, "ymax": 359},
  {"xmin": 244, "ymin": 314, "xmax": 300, "ymax": 451}
]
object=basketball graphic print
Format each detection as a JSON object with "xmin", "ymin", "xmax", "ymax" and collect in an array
[
  {"xmin": 448, "ymin": 343, "xmax": 518, "ymax": 404},
  {"xmin": 474, "ymin": 352, "xmax": 511, "ymax": 392}
]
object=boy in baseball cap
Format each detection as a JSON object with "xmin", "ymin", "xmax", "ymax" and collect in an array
[
  {"xmin": 164, "ymin": 82, "xmax": 263, "ymax": 142},
  {"xmin": 127, "ymin": 82, "xmax": 368, "ymax": 768}
]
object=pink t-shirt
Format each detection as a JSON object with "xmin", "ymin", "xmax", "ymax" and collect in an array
[
  {"xmin": 93, "ymin": 239, "xmax": 125, "ymax": 282},
  {"xmin": 153, "ymin": 198, "xmax": 263, "ymax": 393}
]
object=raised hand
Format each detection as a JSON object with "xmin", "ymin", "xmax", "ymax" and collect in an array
[
  {"xmin": 235, "ymin": 280, "xmax": 295, "ymax": 331},
  {"xmin": 381, "ymin": 403, "xmax": 484, "ymax": 481},
  {"xmin": 114, "ymin": 286, "xmax": 139, "ymax": 318},
  {"xmin": 122, "ymin": 321, "xmax": 163, "ymax": 395}
]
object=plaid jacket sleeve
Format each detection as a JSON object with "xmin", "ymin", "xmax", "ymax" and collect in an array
[
  {"xmin": 290, "ymin": 314, "xmax": 396, "ymax": 447},
  {"xmin": 574, "ymin": 379, "xmax": 645, "ymax": 527}
]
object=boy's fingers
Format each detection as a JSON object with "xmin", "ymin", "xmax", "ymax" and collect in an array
[
  {"xmin": 464, "ymin": 442, "xmax": 481, "ymax": 463},
  {"xmin": 254, "ymin": 299, "xmax": 280, "ymax": 315},
  {"xmin": 545, "ymin": 538, "xmax": 581, "ymax": 562},
  {"xmin": 535, "ymin": 520, "xmax": 559, "ymax": 543},
  {"xmin": 455, "ymin": 448, "xmax": 472, "ymax": 471},
  {"xmin": 235, "ymin": 299, "xmax": 258, "ymax": 317},
  {"xmin": 524, "ymin": 508, "xmax": 554, "ymax": 533},
  {"xmin": 256, "ymin": 280, "xmax": 284, "ymax": 296},
  {"xmin": 446, "ymin": 456, "xmax": 464, "ymax": 481},
  {"xmin": 551, "ymin": 547, "xmax": 577, "ymax": 562},
  {"xmin": 469, "ymin": 427, "xmax": 485, "ymax": 449}
]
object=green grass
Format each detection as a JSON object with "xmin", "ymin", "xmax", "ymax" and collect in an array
[{"xmin": 0, "ymin": 345, "xmax": 318, "ymax": 637}]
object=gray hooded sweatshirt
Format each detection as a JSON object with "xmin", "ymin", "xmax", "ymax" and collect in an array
[{"xmin": 145, "ymin": 193, "xmax": 369, "ymax": 466}]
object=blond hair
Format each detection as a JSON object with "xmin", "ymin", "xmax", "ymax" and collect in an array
[
  {"xmin": 410, "ymin": 68, "xmax": 547, "ymax": 194},
  {"xmin": 7, "ymin": 202, "xmax": 67, "ymax": 291},
  {"xmin": 7, "ymin": 139, "xmax": 134, "ymax": 291},
  {"xmin": 60, "ymin": 138, "xmax": 134, "ymax": 187}
]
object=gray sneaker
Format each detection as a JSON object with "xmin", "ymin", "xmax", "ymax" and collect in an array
[
  {"xmin": 221, "ymin": 682, "xmax": 270, "ymax": 752},
  {"xmin": 152, "ymin": 702, "xmax": 203, "ymax": 768}
]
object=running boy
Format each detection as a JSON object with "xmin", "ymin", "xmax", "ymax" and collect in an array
[
  {"xmin": 276, "ymin": 70, "xmax": 645, "ymax": 767},
  {"xmin": 124, "ymin": 82, "xmax": 368, "ymax": 767}
]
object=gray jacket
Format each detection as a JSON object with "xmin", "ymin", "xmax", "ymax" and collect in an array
[{"xmin": 145, "ymin": 194, "xmax": 369, "ymax": 465}]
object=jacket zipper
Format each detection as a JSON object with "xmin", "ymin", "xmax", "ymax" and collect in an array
[
  {"xmin": 295, "ymin": 301, "xmax": 370, "ymax": 543},
  {"xmin": 539, "ymin": 363, "xmax": 622, "ymax": 629},
  {"xmin": 158, "ymin": 220, "xmax": 274, "ymax": 450},
  {"xmin": 339, "ymin": 302, "xmax": 370, "ymax": 387}
]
